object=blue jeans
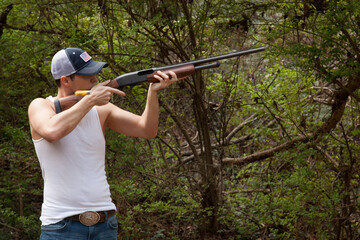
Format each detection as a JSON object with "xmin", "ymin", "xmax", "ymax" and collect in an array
[{"xmin": 40, "ymin": 214, "xmax": 118, "ymax": 240}]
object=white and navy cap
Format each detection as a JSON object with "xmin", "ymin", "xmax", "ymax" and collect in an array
[{"xmin": 51, "ymin": 47, "xmax": 108, "ymax": 79}]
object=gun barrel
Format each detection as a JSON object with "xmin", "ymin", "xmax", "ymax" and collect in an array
[
  {"xmin": 190, "ymin": 46, "xmax": 265, "ymax": 66},
  {"xmin": 194, "ymin": 62, "xmax": 220, "ymax": 71},
  {"xmin": 154, "ymin": 46, "xmax": 265, "ymax": 71}
]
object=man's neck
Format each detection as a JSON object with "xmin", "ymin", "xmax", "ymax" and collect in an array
[{"xmin": 54, "ymin": 88, "xmax": 74, "ymax": 99}]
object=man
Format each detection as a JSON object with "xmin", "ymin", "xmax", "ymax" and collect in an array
[{"xmin": 28, "ymin": 47, "xmax": 179, "ymax": 239}]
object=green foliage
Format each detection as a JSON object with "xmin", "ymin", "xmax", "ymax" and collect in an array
[
  {"xmin": 105, "ymin": 132, "xmax": 202, "ymax": 238},
  {"xmin": 0, "ymin": 125, "xmax": 42, "ymax": 238},
  {"xmin": 1, "ymin": 0, "xmax": 360, "ymax": 239},
  {"xmin": 223, "ymin": 146, "xmax": 344, "ymax": 239}
]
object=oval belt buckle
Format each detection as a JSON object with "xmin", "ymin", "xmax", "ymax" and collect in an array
[{"xmin": 79, "ymin": 211, "xmax": 100, "ymax": 226}]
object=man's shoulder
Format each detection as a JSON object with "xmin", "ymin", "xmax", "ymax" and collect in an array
[
  {"xmin": 28, "ymin": 97, "xmax": 54, "ymax": 113},
  {"xmin": 30, "ymin": 97, "xmax": 47, "ymax": 103},
  {"xmin": 95, "ymin": 102, "xmax": 127, "ymax": 129},
  {"xmin": 95, "ymin": 102, "xmax": 115, "ymax": 118},
  {"xmin": 29, "ymin": 97, "xmax": 48, "ymax": 107}
]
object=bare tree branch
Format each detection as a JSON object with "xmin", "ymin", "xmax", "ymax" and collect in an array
[
  {"xmin": 223, "ymin": 135, "xmax": 312, "ymax": 165},
  {"xmin": 160, "ymin": 99, "xmax": 201, "ymax": 163},
  {"xmin": 223, "ymin": 189, "xmax": 270, "ymax": 195},
  {"xmin": 0, "ymin": 4, "xmax": 13, "ymax": 38},
  {"xmin": 225, "ymin": 113, "xmax": 258, "ymax": 144}
]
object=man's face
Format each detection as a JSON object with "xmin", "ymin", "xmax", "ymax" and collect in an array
[{"xmin": 69, "ymin": 74, "xmax": 98, "ymax": 91}]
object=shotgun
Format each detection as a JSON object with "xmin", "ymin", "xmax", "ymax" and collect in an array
[{"xmin": 54, "ymin": 46, "xmax": 265, "ymax": 113}]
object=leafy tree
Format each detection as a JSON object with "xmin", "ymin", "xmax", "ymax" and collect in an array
[{"xmin": 1, "ymin": 0, "xmax": 360, "ymax": 239}]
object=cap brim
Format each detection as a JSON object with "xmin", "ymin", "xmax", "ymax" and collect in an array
[{"xmin": 76, "ymin": 60, "xmax": 108, "ymax": 76}]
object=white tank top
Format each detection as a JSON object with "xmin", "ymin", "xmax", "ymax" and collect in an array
[{"xmin": 33, "ymin": 96, "xmax": 116, "ymax": 225}]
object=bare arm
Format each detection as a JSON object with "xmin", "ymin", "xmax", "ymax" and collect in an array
[
  {"xmin": 29, "ymin": 96, "xmax": 94, "ymax": 142},
  {"xmin": 105, "ymin": 71, "xmax": 179, "ymax": 139},
  {"xmin": 105, "ymin": 88, "xmax": 159, "ymax": 138},
  {"xmin": 28, "ymin": 83, "xmax": 125, "ymax": 142}
]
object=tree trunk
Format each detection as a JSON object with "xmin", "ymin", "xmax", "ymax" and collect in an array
[{"xmin": 192, "ymin": 72, "xmax": 219, "ymax": 237}]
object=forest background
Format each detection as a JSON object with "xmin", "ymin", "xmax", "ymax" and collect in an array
[{"xmin": 1, "ymin": 0, "xmax": 360, "ymax": 239}]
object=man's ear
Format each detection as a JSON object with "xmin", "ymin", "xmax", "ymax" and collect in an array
[{"xmin": 60, "ymin": 76, "xmax": 71, "ymax": 87}]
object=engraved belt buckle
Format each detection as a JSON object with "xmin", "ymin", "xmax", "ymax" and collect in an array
[{"xmin": 79, "ymin": 211, "xmax": 100, "ymax": 226}]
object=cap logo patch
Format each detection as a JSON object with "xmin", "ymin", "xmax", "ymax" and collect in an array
[{"xmin": 80, "ymin": 52, "xmax": 92, "ymax": 62}]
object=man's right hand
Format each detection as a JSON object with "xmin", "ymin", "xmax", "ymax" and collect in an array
[{"xmin": 87, "ymin": 80, "xmax": 126, "ymax": 106}]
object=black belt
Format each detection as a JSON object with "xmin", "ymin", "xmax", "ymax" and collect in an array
[{"xmin": 70, "ymin": 210, "xmax": 116, "ymax": 226}]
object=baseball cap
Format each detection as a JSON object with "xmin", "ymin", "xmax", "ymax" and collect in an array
[{"xmin": 51, "ymin": 47, "xmax": 108, "ymax": 79}]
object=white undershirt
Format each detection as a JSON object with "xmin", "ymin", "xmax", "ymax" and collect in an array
[{"xmin": 33, "ymin": 96, "xmax": 116, "ymax": 225}]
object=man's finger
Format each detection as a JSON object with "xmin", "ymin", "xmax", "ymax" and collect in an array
[
  {"xmin": 168, "ymin": 71, "xmax": 178, "ymax": 81},
  {"xmin": 99, "ymin": 80, "xmax": 111, "ymax": 86},
  {"xmin": 153, "ymin": 74, "xmax": 164, "ymax": 82},
  {"xmin": 108, "ymin": 87, "xmax": 126, "ymax": 96},
  {"xmin": 156, "ymin": 71, "xmax": 170, "ymax": 80}
]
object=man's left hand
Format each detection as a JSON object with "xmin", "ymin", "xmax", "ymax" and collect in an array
[{"xmin": 150, "ymin": 71, "xmax": 179, "ymax": 92}]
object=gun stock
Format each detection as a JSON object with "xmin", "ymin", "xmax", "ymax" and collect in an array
[{"xmin": 54, "ymin": 46, "xmax": 265, "ymax": 113}]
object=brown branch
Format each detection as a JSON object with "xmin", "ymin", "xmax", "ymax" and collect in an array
[
  {"xmin": 223, "ymin": 189, "xmax": 270, "ymax": 195},
  {"xmin": 0, "ymin": 4, "xmax": 13, "ymax": 37},
  {"xmin": 118, "ymin": 1, "xmax": 186, "ymax": 61},
  {"xmin": 314, "ymin": 89, "xmax": 348, "ymax": 139},
  {"xmin": 223, "ymin": 135, "xmax": 312, "ymax": 165},
  {"xmin": 222, "ymin": 75, "xmax": 360, "ymax": 166},
  {"xmin": 157, "ymin": 136, "xmax": 181, "ymax": 160},
  {"xmin": 333, "ymin": 79, "xmax": 360, "ymax": 103},
  {"xmin": 225, "ymin": 113, "xmax": 258, "ymax": 144},
  {"xmin": 160, "ymin": 99, "xmax": 201, "ymax": 163},
  {"xmin": 315, "ymin": 145, "xmax": 339, "ymax": 169},
  {"xmin": 179, "ymin": 119, "xmax": 276, "ymax": 165},
  {"xmin": 1, "ymin": 23, "xmax": 61, "ymax": 35},
  {"xmin": 180, "ymin": 0, "xmax": 197, "ymax": 50},
  {"xmin": 0, "ymin": 221, "xmax": 20, "ymax": 232},
  {"xmin": 340, "ymin": 27, "xmax": 360, "ymax": 57}
]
